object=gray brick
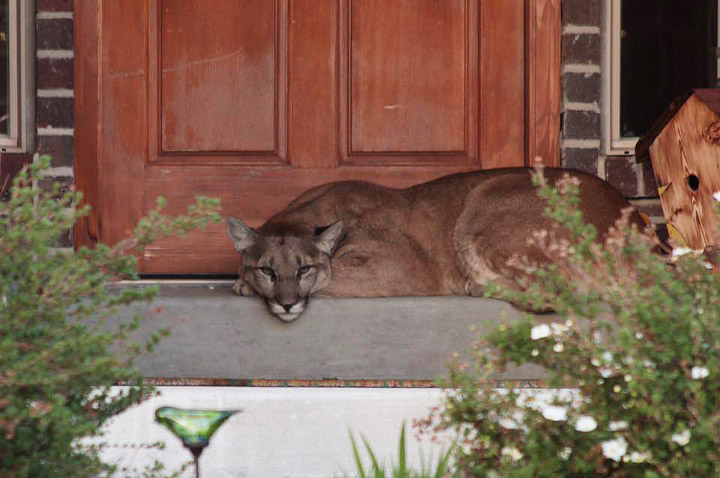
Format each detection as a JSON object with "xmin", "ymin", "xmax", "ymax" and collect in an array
[
  {"xmin": 37, "ymin": 58, "xmax": 73, "ymax": 89},
  {"xmin": 563, "ymin": 110, "xmax": 600, "ymax": 140},
  {"xmin": 38, "ymin": 0, "xmax": 73, "ymax": 11},
  {"xmin": 37, "ymin": 97, "xmax": 74, "ymax": 128},
  {"xmin": 562, "ymin": 147, "xmax": 599, "ymax": 175},
  {"xmin": 562, "ymin": 0, "xmax": 601, "ymax": 26},
  {"xmin": 38, "ymin": 135, "xmax": 74, "ymax": 168},
  {"xmin": 606, "ymin": 157, "xmax": 639, "ymax": 197},
  {"xmin": 563, "ymin": 72, "xmax": 601, "ymax": 104},
  {"xmin": 562, "ymin": 33, "xmax": 601, "ymax": 65},
  {"xmin": 37, "ymin": 18, "xmax": 73, "ymax": 50}
]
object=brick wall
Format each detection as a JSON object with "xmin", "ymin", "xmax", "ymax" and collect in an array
[
  {"xmin": 0, "ymin": 0, "xmax": 74, "ymax": 244},
  {"xmin": 36, "ymin": 1, "xmax": 74, "ymax": 173},
  {"xmin": 36, "ymin": 1, "xmax": 74, "ymax": 248},
  {"xmin": 561, "ymin": 0, "xmax": 664, "ymax": 227}
]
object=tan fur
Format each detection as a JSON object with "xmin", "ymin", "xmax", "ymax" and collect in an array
[{"xmin": 227, "ymin": 168, "xmax": 645, "ymax": 321}]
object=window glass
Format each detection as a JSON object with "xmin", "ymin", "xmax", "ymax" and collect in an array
[{"xmin": 620, "ymin": 0, "xmax": 718, "ymax": 138}]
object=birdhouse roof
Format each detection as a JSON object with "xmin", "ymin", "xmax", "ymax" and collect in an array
[{"xmin": 635, "ymin": 89, "xmax": 720, "ymax": 163}]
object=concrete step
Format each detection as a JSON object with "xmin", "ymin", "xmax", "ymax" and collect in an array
[{"xmin": 109, "ymin": 282, "xmax": 547, "ymax": 382}]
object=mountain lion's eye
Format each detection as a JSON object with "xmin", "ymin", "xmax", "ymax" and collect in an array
[
  {"xmin": 297, "ymin": 266, "xmax": 312, "ymax": 276},
  {"xmin": 259, "ymin": 267, "xmax": 275, "ymax": 280}
]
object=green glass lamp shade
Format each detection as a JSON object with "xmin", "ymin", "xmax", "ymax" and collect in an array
[{"xmin": 155, "ymin": 407, "xmax": 240, "ymax": 450}]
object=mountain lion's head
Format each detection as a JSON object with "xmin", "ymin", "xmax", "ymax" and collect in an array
[{"xmin": 227, "ymin": 217, "xmax": 344, "ymax": 322}]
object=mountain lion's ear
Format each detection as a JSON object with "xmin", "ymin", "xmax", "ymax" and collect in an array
[
  {"xmin": 227, "ymin": 216, "xmax": 261, "ymax": 252},
  {"xmin": 313, "ymin": 221, "xmax": 344, "ymax": 255}
]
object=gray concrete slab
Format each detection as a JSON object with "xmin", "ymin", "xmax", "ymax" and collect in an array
[{"xmin": 109, "ymin": 283, "xmax": 547, "ymax": 381}]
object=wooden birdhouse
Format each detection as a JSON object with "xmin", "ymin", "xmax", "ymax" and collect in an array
[{"xmin": 636, "ymin": 89, "xmax": 720, "ymax": 250}]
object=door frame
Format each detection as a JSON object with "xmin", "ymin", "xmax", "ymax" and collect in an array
[{"xmin": 73, "ymin": 0, "xmax": 561, "ymax": 250}]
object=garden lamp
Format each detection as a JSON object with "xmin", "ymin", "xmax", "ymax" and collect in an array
[{"xmin": 155, "ymin": 406, "xmax": 240, "ymax": 478}]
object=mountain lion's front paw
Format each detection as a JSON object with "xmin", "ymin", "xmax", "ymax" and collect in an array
[
  {"xmin": 233, "ymin": 279, "xmax": 255, "ymax": 296},
  {"xmin": 466, "ymin": 282, "xmax": 485, "ymax": 297}
]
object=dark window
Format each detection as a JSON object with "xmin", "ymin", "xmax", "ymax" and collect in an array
[{"xmin": 621, "ymin": 0, "xmax": 718, "ymax": 138}]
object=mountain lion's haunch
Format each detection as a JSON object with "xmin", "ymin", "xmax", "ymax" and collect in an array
[{"xmin": 227, "ymin": 168, "xmax": 647, "ymax": 321}]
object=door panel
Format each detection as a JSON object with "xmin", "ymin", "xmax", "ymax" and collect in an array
[
  {"xmin": 148, "ymin": 0, "xmax": 287, "ymax": 165},
  {"xmin": 161, "ymin": 0, "xmax": 278, "ymax": 152},
  {"xmin": 75, "ymin": 0, "xmax": 561, "ymax": 275},
  {"xmin": 349, "ymin": 0, "xmax": 466, "ymax": 154}
]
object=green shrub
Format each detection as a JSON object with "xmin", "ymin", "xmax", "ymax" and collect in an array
[
  {"xmin": 339, "ymin": 422, "xmax": 453, "ymax": 478},
  {"xmin": 432, "ymin": 167, "xmax": 720, "ymax": 477},
  {"xmin": 0, "ymin": 156, "xmax": 221, "ymax": 477}
]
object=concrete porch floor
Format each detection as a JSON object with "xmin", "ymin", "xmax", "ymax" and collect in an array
[{"xmin": 110, "ymin": 281, "xmax": 547, "ymax": 382}]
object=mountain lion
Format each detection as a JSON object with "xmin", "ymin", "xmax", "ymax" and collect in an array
[{"xmin": 227, "ymin": 168, "xmax": 646, "ymax": 321}]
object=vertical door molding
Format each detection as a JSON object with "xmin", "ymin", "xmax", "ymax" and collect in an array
[
  {"xmin": 287, "ymin": 0, "xmax": 341, "ymax": 169},
  {"xmin": 74, "ymin": 0, "xmax": 100, "ymax": 248},
  {"xmin": 526, "ymin": 0, "xmax": 562, "ymax": 167},
  {"xmin": 479, "ymin": 0, "xmax": 526, "ymax": 168},
  {"xmin": 97, "ymin": 0, "xmax": 149, "ymax": 251}
]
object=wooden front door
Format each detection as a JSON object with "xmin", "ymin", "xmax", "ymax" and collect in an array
[{"xmin": 75, "ymin": 0, "xmax": 560, "ymax": 275}]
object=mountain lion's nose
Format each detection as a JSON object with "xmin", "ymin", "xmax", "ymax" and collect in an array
[{"xmin": 280, "ymin": 302, "xmax": 295, "ymax": 312}]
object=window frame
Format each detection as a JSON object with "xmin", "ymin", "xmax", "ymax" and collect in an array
[
  {"xmin": 0, "ymin": 0, "xmax": 34, "ymax": 153},
  {"xmin": 603, "ymin": 0, "xmax": 720, "ymax": 156}
]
